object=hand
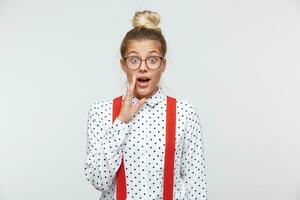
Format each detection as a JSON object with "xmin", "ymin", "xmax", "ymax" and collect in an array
[{"xmin": 117, "ymin": 74, "xmax": 147, "ymax": 124}]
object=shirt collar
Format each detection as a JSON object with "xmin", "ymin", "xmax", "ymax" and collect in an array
[{"xmin": 122, "ymin": 85, "xmax": 166, "ymax": 108}]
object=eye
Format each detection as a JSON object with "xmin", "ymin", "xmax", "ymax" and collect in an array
[
  {"xmin": 147, "ymin": 56, "xmax": 158, "ymax": 64},
  {"xmin": 129, "ymin": 56, "xmax": 140, "ymax": 64}
]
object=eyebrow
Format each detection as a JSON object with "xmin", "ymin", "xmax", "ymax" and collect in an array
[{"xmin": 127, "ymin": 50, "xmax": 161, "ymax": 56}]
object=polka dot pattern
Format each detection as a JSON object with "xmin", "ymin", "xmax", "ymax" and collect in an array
[{"xmin": 84, "ymin": 86, "xmax": 207, "ymax": 199}]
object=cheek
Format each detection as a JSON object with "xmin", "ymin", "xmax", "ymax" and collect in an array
[{"xmin": 151, "ymin": 73, "xmax": 162, "ymax": 83}]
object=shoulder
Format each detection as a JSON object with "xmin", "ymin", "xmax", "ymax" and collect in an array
[
  {"xmin": 174, "ymin": 98, "xmax": 203, "ymax": 139},
  {"xmin": 173, "ymin": 97, "xmax": 200, "ymax": 117},
  {"xmin": 172, "ymin": 97, "xmax": 202, "ymax": 130},
  {"xmin": 87, "ymin": 93, "xmax": 125, "ymax": 118},
  {"xmin": 87, "ymin": 99, "xmax": 113, "ymax": 118}
]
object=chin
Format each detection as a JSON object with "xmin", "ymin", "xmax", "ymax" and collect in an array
[
  {"xmin": 136, "ymin": 85, "xmax": 155, "ymax": 97},
  {"xmin": 137, "ymin": 86, "xmax": 150, "ymax": 93}
]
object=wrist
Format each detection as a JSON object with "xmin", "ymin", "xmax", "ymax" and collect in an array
[{"xmin": 117, "ymin": 116, "xmax": 129, "ymax": 124}]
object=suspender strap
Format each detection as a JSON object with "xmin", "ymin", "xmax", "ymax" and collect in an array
[
  {"xmin": 163, "ymin": 96, "xmax": 176, "ymax": 200},
  {"xmin": 113, "ymin": 95, "xmax": 176, "ymax": 200},
  {"xmin": 113, "ymin": 96, "xmax": 127, "ymax": 200}
]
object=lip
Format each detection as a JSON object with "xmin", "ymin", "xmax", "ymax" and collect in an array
[
  {"xmin": 137, "ymin": 76, "xmax": 151, "ymax": 80},
  {"xmin": 137, "ymin": 80, "xmax": 150, "ymax": 88},
  {"xmin": 136, "ymin": 76, "xmax": 151, "ymax": 88}
]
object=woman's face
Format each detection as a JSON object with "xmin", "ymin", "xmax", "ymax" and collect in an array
[{"xmin": 120, "ymin": 39, "xmax": 166, "ymax": 100}]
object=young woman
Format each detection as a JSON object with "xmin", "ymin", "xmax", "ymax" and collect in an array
[{"xmin": 84, "ymin": 10, "xmax": 207, "ymax": 200}]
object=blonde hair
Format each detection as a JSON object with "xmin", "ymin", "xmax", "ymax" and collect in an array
[
  {"xmin": 131, "ymin": 10, "xmax": 161, "ymax": 32},
  {"xmin": 120, "ymin": 10, "xmax": 167, "ymax": 58}
]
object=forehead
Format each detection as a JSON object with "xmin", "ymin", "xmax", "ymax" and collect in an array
[{"xmin": 126, "ymin": 40, "xmax": 162, "ymax": 56}]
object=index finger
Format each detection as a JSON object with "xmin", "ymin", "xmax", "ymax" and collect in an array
[{"xmin": 131, "ymin": 74, "xmax": 137, "ymax": 95}]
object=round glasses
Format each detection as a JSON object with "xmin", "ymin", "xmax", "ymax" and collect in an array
[{"xmin": 123, "ymin": 56, "xmax": 164, "ymax": 70}]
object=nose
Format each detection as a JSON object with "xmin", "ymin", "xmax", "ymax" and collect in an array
[{"xmin": 139, "ymin": 59, "xmax": 148, "ymax": 71}]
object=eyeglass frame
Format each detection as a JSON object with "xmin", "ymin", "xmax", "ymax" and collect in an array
[{"xmin": 122, "ymin": 55, "xmax": 165, "ymax": 70}]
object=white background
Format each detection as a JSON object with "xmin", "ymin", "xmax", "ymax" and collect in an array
[{"xmin": 1, "ymin": 0, "xmax": 300, "ymax": 199}]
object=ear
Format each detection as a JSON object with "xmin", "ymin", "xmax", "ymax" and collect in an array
[
  {"xmin": 161, "ymin": 58, "xmax": 167, "ymax": 73},
  {"xmin": 120, "ymin": 58, "xmax": 127, "ymax": 73}
]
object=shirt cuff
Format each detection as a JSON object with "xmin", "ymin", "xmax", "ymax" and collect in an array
[{"xmin": 112, "ymin": 118, "xmax": 131, "ymax": 145}]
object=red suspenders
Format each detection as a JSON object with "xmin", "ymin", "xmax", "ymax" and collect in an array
[
  {"xmin": 163, "ymin": 96, "xmax": 176, "ymax": 200},
  {"xmin": 113, "ymin": 96, "xmax": 127, "ymax": 200},
  {"xmin": 113, "ymin": 95, "xmax": 176, "ymax": 200}
]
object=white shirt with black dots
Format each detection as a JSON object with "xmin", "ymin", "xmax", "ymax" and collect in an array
[{"xmin": 84, "ymin": 86, "xmax": 207, "ymax": 200}]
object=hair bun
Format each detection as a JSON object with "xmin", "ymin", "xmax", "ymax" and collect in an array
[{"xmin": 131, "ymin": 10, "xmax": 161, "ymax": 32}]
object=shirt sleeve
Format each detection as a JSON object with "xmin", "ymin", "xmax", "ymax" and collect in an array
[
  {"xmin": 180, "ymin": 103, "xmax": 207, "ymax": 199},
  {"xmin": 84, "ymin": 102, "xmax": 131, "ymax": 192}
]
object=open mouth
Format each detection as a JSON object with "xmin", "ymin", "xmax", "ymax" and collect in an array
[
  {"xmin": 137, "ymin": 77, "xmax": 151, "ymax": 87},
  {"xmin": 137, "ymin": 77, "xmax": 151, "ymax": 83}
]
